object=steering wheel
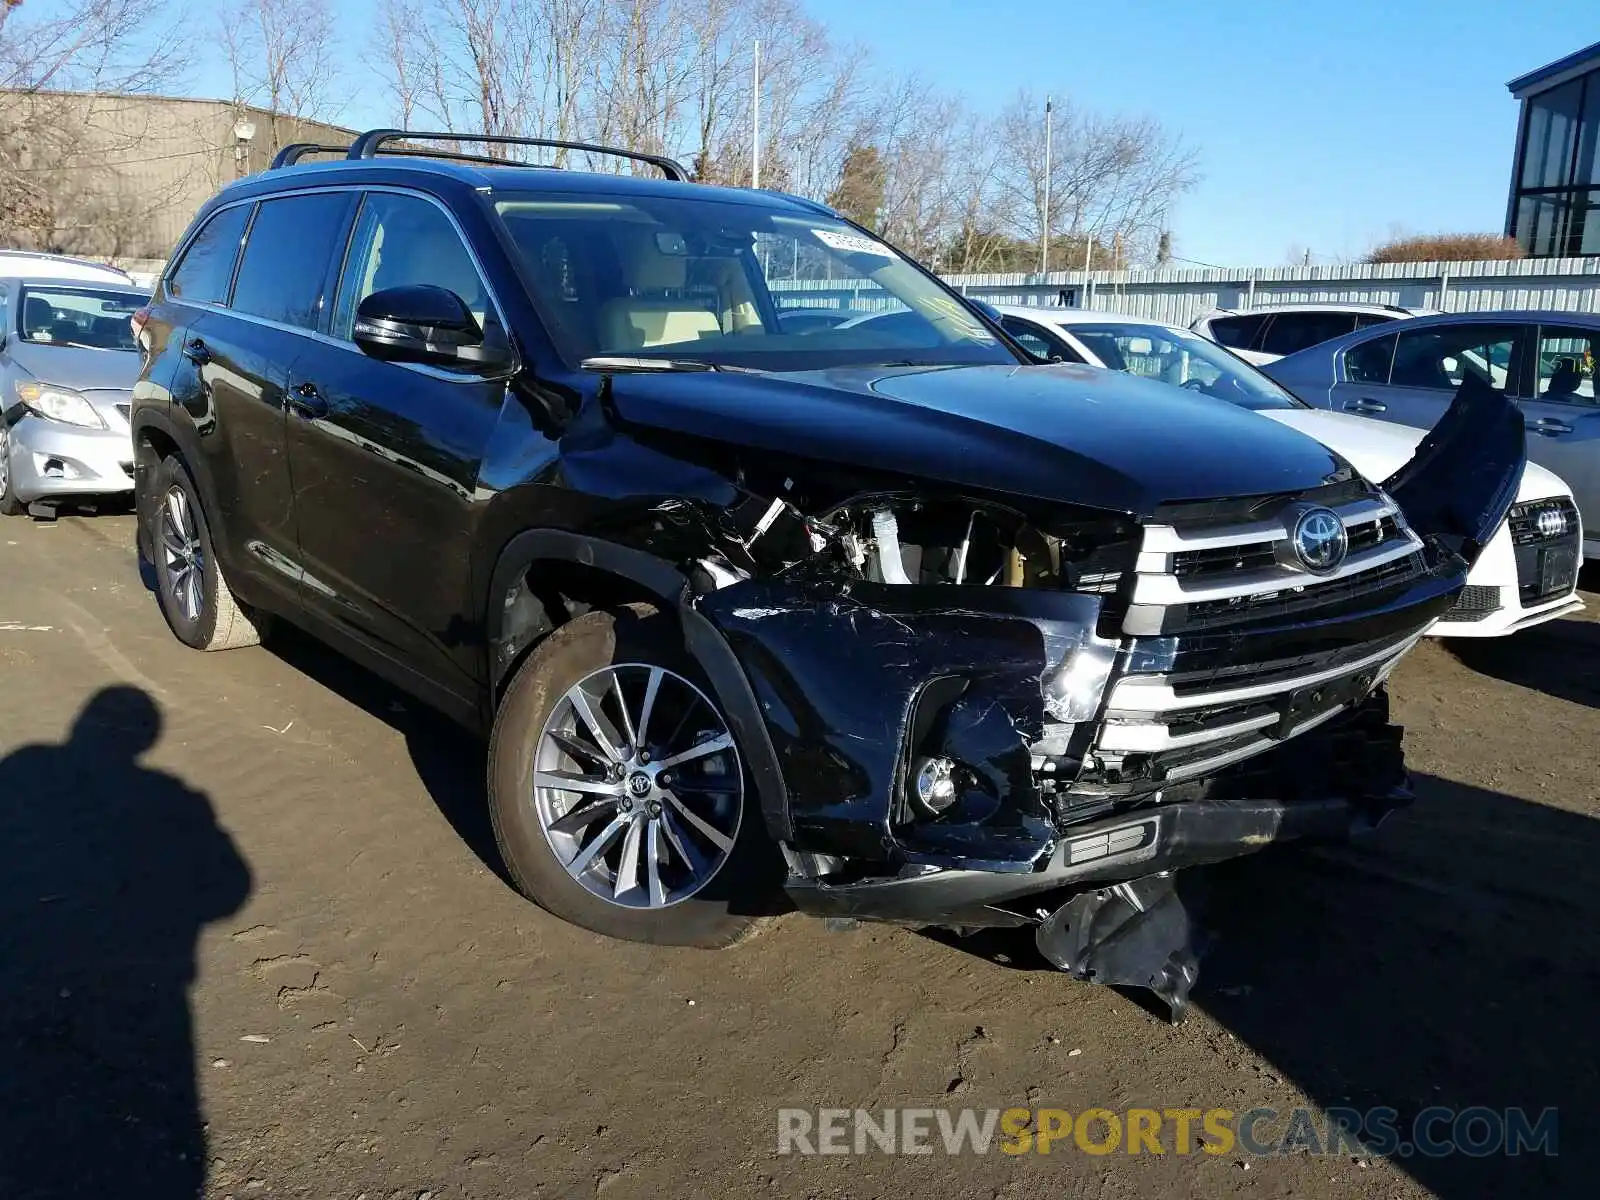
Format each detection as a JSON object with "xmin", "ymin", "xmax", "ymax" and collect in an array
[{"xmin": 1181, "ymin": 378, "xmax": 1209, "ymax": 391}]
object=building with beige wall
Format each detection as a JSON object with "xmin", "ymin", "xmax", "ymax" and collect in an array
[{"xmin": 1, "ymin": 90, "xmax": 355, "ymax": 264}]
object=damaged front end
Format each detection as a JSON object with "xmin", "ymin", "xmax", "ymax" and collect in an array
[{"xmin": 671, "ymin": 377, "xmax": 1526, "ymax": 1016}]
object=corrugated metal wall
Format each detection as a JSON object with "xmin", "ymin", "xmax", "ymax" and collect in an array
[{"xmin": 772, "ymin": 258, "xmax": 1600, "ymax": 325}]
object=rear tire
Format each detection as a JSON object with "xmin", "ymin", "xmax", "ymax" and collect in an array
[
  {"xmin": 488, "ymin": 606, "xmax": 776, "ymax": 948},
  {"xmin": 145, "ymin": 454, "xmax": 261, "ymax": 651}
]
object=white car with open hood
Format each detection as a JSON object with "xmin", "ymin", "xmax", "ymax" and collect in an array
[{"xmin": 996, "ymin": 306, "xmax": 1584, "ymax": 638}]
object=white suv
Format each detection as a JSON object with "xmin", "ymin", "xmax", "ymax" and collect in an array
[{"xmin": 1192, "ymin": 302, "xmax": 1435, "ymax": 366}]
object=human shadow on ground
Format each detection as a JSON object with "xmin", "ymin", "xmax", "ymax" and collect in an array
[{"xmin": 0, "ymin": 687, "xmax": 252, "ymax": 1198}]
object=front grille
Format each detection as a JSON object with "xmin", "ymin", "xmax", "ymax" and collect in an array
[
  {"xmin": 1076, "ymin": 483, "xmax": 1438, "ymax": 798},
  {"xmin": 1182, "ymin": 550, "xmax": 1424, "ymax": 629},
  {"xmin": 1441, "ymin": 584, "xmax": 1502, "ymax": 622},
  {"xmin": 1508, "ymin": 497, "xmax": 1579, "ymax": 546}
]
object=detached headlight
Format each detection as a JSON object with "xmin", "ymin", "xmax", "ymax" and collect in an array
[{"xmin": 14, "ymin": 381, "xmax": 106, "ymax": 429}]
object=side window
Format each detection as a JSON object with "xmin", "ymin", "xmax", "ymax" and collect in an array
[
  {"xmin": 1206, "ymin": 313, "xmax": 1268, "ymax": 349},
  {"xmin": 1001, "ymin": 317, "xmax": 1058, "ymax": 360},
  {"xmin": 1354, "ymin": 313, "xmax": 1396, "ymax": 329},
  {"xmin": 1390, "ymin": 325, "xmax": 1520, "ymax": 391},
  {"xmin": 168, "ymin": 204, "xmax": 251, "ymax": 305},
  {"xmin": 1534, "ymin": 325, "xmax": 1598, "ymax": 406},
  {"xmin": 332, "ymin": 192, "xmax": 493, "ymax": 340},
  {"xmin": 1260, "ymin": 312, "xmax": 1359, "ymax": 357},
  {"xmin": 231, "ymin": 192, "xmax": 353, "ymax": 329},
  {"xmin": 1344, "ymin": 333, "xmax": 1397, "ymax": 384}
]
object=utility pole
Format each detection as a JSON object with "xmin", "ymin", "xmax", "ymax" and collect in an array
[
  {"xmin": 1040, "ymin": 95, "xmax": 1052, "ymax": 275},
  {"xmin": 751, "ymin": 40, "xmax": 761, "ymax": 189}
]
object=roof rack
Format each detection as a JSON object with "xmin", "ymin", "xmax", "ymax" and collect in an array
[
  {"xmin": 270, "ymin": 143, "xmax": 353, "ymax": 169},
  {"xmin": 345, "ymin": 129, "xmax": 691, "ymax": 182}
]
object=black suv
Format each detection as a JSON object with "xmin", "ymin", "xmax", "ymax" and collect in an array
[{"xmin": 131, "ymin": 131, "xmax": 1524, "ymax": 1009}]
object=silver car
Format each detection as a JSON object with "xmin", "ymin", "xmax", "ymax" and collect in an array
[
  {"xmin": 0, "ymin": 276, "xmax": 150, "ymax": 515},
  {"xmin": 1264, "ymin": 310, "xmax": 1600, "ymax": 562}
]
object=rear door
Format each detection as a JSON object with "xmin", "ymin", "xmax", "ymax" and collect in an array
[
  {"xmin": 283, "ymin": 188, "xmax": 510, "ymax": 702},
  {"xmin": 1332, "ymin": 320, "xmax": 1525, "ymax": 433},
  {"xmin": 1518, "ymin": 322, "xmax": 1600, "ymax": 553},
  {"xmin": 171, "ymin": 191, "xmax": 355, "ymax": 607}
]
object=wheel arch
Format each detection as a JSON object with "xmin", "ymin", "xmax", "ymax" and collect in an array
[
  {"xmin": 132, "ymin": 408, "xmax": 232, "ymax": 565},
  {"xmin": 485, "ymin": 529, "xmax": 793, "ymax": 843}
]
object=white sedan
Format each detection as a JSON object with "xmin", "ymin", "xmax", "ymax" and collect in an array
[{"xmin": 996, "ymin": 305, "xmax": 1585, "ymax": 638}]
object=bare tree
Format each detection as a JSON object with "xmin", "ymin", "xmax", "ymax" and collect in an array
[
  {"xmin": 219, "ymin": 0, "xmax": 345, "ymax": 153},
  {"xmin": 996, "ymin": 88, "xmax": 1199, "ymax": 268}
]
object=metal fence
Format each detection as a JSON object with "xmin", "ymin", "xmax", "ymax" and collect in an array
[{"xmin": 771, "ymin": 257, "xmax": 1600, "ymax": 326}]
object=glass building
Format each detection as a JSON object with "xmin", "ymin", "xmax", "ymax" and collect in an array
[{"xmin": 1506, "ymin": 41, "xmax": 1600, "ymax": 258}]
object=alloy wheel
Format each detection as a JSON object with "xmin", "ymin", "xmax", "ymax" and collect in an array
[
  {"xmin": 0, "ymin": 424, "xmax": 10, "ymax": 496},
  {"xmin": 532, "ymin": 663, "xmax": 743, "ymax": 909},
  {"xmin": 159, "ymin": 485, "xmax": 205, "ymax": 624}
]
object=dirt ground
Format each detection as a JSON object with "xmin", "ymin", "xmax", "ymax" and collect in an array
[{"xmin": 1, "ymin": 510, "xmax": 1596, "ymax": 1200}]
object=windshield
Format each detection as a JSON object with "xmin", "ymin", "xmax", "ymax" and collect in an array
[
  {"xmin": 16, "ymin": 285, "xmax": 144, "ymax": 351},
  {"xmin": 492, "ymin": 191, "xmax": 1014, "ymax": 371},
  {"xmin": 1068, "ymin": 321, "xmax": 1304, "ymax": 410}
]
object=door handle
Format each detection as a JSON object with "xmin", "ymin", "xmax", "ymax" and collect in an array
[
  {"xmin": 288, "ymin": 381, "xmax": 329, "ymax": 420},
  {"xmin": 1344, "ymin": 397, "xmax": 1387, "ymax": 414},
  {"xmin": 183, "ymin": 338, "xmax": 212, "ymax": 367},
  {"xmin": 1533, "ymin": 416, "xmax": 1574, "ymax": 436}
]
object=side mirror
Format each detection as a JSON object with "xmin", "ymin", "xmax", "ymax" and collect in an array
[
  {"xmin": 353, "ymin": 285, "xmax": 509, "ymax": 371},
  {"xmin": 969, "ymin": 299, "xmax": 1002, "ymax": 323}
]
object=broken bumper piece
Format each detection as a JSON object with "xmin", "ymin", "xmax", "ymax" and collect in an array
[{"xmin": 784, "ymin": 765, "xmax": 1410, "ymax": 928}]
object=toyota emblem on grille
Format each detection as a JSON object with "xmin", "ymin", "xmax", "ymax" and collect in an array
[
  {"xmin": 1537, "ymin": 507, "xmax": 1569, "ymax": 538},
  {"xmin": 1292, "ymin": 507, "xmax": 1348, "ymax": 574}
]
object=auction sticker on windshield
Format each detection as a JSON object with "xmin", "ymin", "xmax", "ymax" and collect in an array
[{"xmin": 813, "ymin": 229, "xmax": 897, "ymax": 257}]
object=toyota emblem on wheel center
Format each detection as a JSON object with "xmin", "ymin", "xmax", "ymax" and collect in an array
[{"xmin": 1292, "ymin": 506, "xmax": 1349, "ymax": 574}]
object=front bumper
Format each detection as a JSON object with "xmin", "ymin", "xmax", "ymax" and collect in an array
[
  {"xmin": 1430, "ymin": 501, "xmax": 1584, "ymax": 637},
  {"xmin": 4, "ymin": 415, "xmax": 135, "ymax": 502},
  {"xmin": 782, "ymin": 692, "xmax": 1409, "ymax": 928}
]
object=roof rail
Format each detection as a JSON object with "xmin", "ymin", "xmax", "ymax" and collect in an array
[
  {"xmin": 270, "ymin": 143, "xmax": 351, "ymax": 169},
  {"xmin": 345, "ymin": 129, "xmax": 691, "ymax": 183}
]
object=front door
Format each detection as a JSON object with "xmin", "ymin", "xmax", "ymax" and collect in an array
[
  {"xmin": 284, "ymin": 189, "xmax": 509, "ymax": 700},
  {"xmin": 1520, "ymin": 322, "xmax": 1600, "ymax": 556}
]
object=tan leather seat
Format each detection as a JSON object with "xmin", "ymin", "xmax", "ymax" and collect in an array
[{"xmin": 598, "ymin": 228, "xmax": 721, "ymax": 351}]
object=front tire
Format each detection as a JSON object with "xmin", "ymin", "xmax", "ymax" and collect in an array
[
  {"xmin": 0, "ymin": 423, "xmax": 23, "ymax": 516},
  {"xmin": 488, "ymin": 607, "xmax": 775, "ymax": 948},
  {"xmin": 145, "ymin": 454, "xmax": 261, "ymax": 651}
]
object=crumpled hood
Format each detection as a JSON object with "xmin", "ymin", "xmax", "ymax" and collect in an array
[
  {"xmin": 606, "ymin": 362, "xmax": 1352, "ymax": 516},
  {"xmin": 6, "ymin": 342, "xmax": 142, "ymax": 394},
  {"xmin": 1259, "ymin": 408, "xmax": 1567, "ymax": 504}
]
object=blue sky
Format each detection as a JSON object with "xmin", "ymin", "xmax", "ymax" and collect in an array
[
  {"xmin": 799, "ymin": 0, "xmax": 1592, "ymax": 266},
  {"xmin": 188, "ymin": 0, "xmax": 1591, "ymax": 266}
]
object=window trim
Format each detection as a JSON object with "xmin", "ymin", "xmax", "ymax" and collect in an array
[{"xmin": 165, "ymin": 183, "xmax": 518, "ymax": 386}]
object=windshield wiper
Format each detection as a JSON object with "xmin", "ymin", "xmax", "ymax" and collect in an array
[{"xmin": 580, "ymin": 355, "xmax": 762, "ymax": 374}]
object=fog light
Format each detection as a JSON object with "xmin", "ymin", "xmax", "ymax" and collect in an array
[{"xmin": 910, "ymin": 755, "xmax": 958, "ymax": 816}]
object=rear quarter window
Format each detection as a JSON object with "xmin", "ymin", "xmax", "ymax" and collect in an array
[{"xmin": 168, "ymin": 205, "xmax": 252, "ymax": 305}]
